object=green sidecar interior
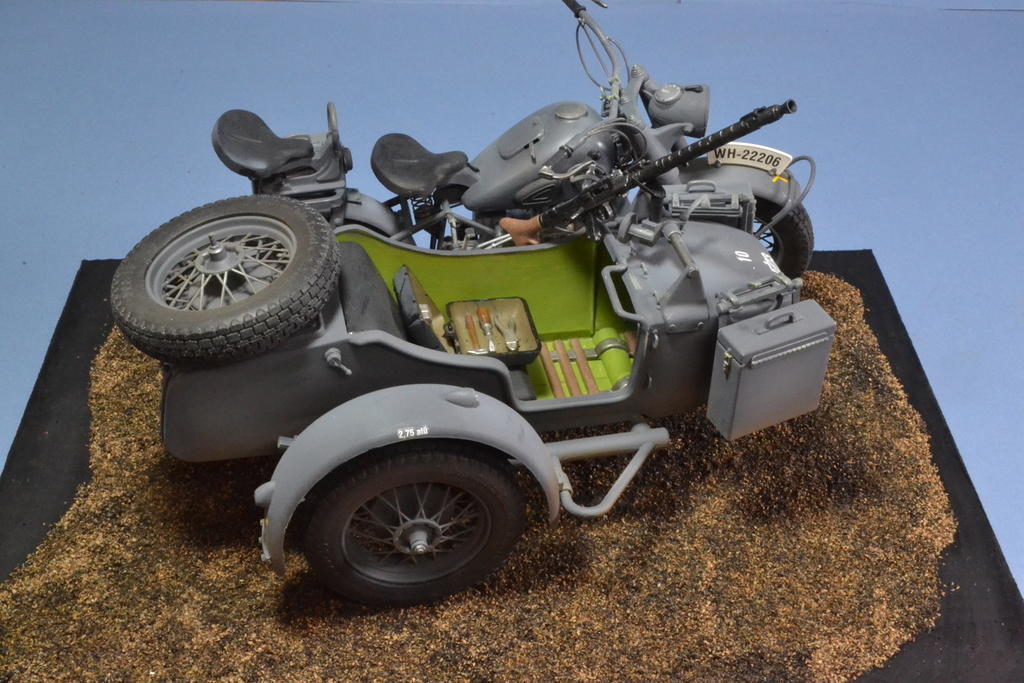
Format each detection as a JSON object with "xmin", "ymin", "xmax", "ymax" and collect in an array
[{"xmin": 336, "ymin": 231, "xmax": 636, "ymax": 401}]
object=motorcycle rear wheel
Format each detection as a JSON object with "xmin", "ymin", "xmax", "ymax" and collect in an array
[
  {"xmin": 754, "ymin": 200, "xmax": 813, "ymax": 278},
  {"xmin": 111, "ymin": 195, "xmax": 341, "ymax": 365}
]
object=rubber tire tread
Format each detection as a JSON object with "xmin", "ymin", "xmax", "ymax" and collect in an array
[
  {"xmin": 111, "ymin": 195, "xmax": 341, "ymax": 365},
  {"xmin": 303, "ymin": 442, "xmax": 526, "ymax": 607},
  {"xmin": 756, "ymin": 200, "xmax": 814, "ymax": 278}
]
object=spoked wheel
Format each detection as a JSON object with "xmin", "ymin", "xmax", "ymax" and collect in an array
[
  {"xmin": 111, "ymin": 195, "xmax": 341, "ymax": 365},
  {"xmin": 147, "ymin": 216, "xmax": 294, "ymax": 311},
  {"xmin": 304, "ymin": 442, "xmax": 525, "ymax": 606},
  {"xmin": 754, "ymin": 200, "xmax": 814, "ymax": 278}
]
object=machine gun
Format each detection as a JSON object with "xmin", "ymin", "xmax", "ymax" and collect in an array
[{"xmin": 499, "ymin": 100, "xmax": 798, "ymax": 246}]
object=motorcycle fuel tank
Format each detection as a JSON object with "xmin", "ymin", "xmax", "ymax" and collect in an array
[{"xmin": 461, "ymin": 101, "xmax": 608, "ymax": 213}]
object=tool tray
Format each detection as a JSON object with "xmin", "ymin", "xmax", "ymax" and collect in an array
[{"xmin": 446, "ymin": 298, "xmax": 540, "ymax": 367}]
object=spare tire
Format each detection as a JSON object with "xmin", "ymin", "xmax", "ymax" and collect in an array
[{"xmin": 111, "ymin": 195, "xmax": 341, "ymax": 365}]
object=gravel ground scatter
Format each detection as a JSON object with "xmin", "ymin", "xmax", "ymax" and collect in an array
[{"xmin": 0, "ymin": 272, "xmax": 956, "ymax": 681}]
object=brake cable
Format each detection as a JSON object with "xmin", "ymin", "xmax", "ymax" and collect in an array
[
  {"xmin": 755, "ymin": 155, "xmax": 816, "ymax": 238},
  {"xmin": 576, "ymin": 22, "xmax": 610, "ymax": 91}
]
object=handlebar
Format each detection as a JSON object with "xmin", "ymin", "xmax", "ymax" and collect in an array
[
  {"xmin": 562, "ymin": 0, "xmax": 608, "ymax": 15},
  {"xmin": 561, "ymin": 0, "xmax": 586, "ymax": 16},
  {"xmin": 565, "ymin": 0, "xmax": 623, "ymax": 119}
]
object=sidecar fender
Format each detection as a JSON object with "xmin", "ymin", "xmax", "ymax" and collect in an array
[
  {"xmin": 253, "ymin": 383, "xmax": 560, "ymax": 575},
  {"xmin": 681, "ymin": 158, "xmax": 799, "ymax": 208}
]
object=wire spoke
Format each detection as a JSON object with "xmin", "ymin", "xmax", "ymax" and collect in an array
[
  {"xmin": 435, "ymin": 490, "xmax": 467, "ymax": 523},
  {"xmin": 414, "ymin": 483, "xmax": 433, "ymax": 520},
  {"xmin": 164, "ymin": 269, "xmax": 200, "ymax": 307},
  {"xmin": 441, "ymin": 525, "xmax": 478, "ymax": 541},
  {"xmin": 356, "ymin": 504, "xmax": 395, "ymax": 533},
  {"xmin": 228, "ymin": 266, "xmax": 266, "ymax": 295},
  {"xmin": 236, "ymin": 262, "xmax": 277, "ymax": 283},
  {"xmin": 429, "ymin": 486, "xmax": 451, "ymax": 524},
  {"xmin": 185, "ymin": 273, "xmax": 209, "ymax": 311},
  {"xmin": 244, "ymin": 254, "xmax": 289, "ymax": 272},
  {"xmin": 438, "ymin": 513, "xmax": 479, "ymax": 534},
  {"xmin": 216, "ymin": 273, "xmax": 232, "ymax": 307},
  {"xmin": 340, "ymin": 477, "xmax": 490, "ymax": 584},
  {"xmin": 365, "ymin": 548, "xmax": 403, "ymax": 562},
  {"xmin": 156, "ymin": 227, "xmax": 291, "ymax": 310},
  {"xmin": 376, "ymin": 489, "xmax": 411, "ymax": 524},
  {"xmin": 349, "ymin": 528, "xmax": 393, "ymax": 546}
]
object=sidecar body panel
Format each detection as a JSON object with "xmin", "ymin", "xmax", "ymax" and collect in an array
[
  {"xmin": 161, "ymin": 233, "xmax": 641, "ymax": 461},
  {"xmin": 161, "ymin": 223, "xmax": 811, "ymax": 464},
  {"xmin": 162, "ymin": 324, "xmax": 516, "ymax": 462},
  {"xmin": 254, "ymin": 383, "xmax": 561, "ymax": 575},
  {"xmin": 599, "ymin": 219, "xmax": 799, "ymax": 420}
]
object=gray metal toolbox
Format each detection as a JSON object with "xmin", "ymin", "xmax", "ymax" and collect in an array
[{"xmin": 707, "ymin": 299, "xmax": 836, "ymax": 440}]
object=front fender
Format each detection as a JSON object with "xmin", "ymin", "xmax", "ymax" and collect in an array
[
  {"xmin": 680, "ymin": 157, "xmax": 798, "ymax": 208},
  {"xmin": 254, "ymin": 383, "xmax": 559, "ymax": 575}
]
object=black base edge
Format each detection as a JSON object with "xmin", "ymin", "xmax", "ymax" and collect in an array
[
  {"xmin": 810, "ymin": 251, "xmax": 1024, "ymax": 681},
  {"xmin": 0, "ymin": 259, "xmax": 118, "ymax": 580}
]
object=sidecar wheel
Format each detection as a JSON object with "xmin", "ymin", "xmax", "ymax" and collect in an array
[
  {"xmin": 303, "ymin": 441, "xmax": 526, "ymax": 607},
  {"xmin": 111, "ymin": 195, "xmax": 341, "ymax": 365},
  {"xmin": 755, "ymin": 201, "xmax": 813, "ymax": 278}
]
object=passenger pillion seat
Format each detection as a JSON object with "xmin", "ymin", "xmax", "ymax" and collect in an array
[
  {"xmin": 371, "ymin": 133, "xmax": 468, "ymax": 198},
  {"xmin": 212, "ymin": 109, "xmax": 315, "ymax": 181}
]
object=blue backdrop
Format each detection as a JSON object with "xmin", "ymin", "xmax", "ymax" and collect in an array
[{"xmin": 1, "ymin": 0, "xmax": 1021, "ymax": 590}]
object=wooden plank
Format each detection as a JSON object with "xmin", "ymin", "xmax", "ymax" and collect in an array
[
  {"xmin": 538, "ymin": 343, "xmax": 566, "ymax": 399},
  {"xmin": 570, "ymin": 338, "xmax": 600, "ymax": 394},
  {"xmin": 554, "ymin": 339, "xmax": 582, "ymax": 397},
  {"xmin": 624, "ymin": 330, "xmax": 638, "ymax": 356}
]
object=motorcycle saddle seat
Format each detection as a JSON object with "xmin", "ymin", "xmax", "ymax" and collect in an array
[
  {"xmin": 371, "ymin": 133, "xmax": 468, "ymax": 198},
  {"xmin": 212, "ymin": 109, "xmax": 314, "ymax": 181}
]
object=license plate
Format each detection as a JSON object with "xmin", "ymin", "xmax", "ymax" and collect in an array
[{"xmin": 707, "ymin": 143, "xmax": 792, "ymax": 175}]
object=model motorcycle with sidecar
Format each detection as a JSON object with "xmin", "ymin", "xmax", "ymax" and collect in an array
[
  {"xmin": 110, "ymin": 1, "xmax": 834, "ymax": 606},
  {"xmin": 205, "ymin": 0, "xmax": 814, "ymax": 274}
]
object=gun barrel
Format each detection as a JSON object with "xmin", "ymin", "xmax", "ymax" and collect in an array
[
  {"xmin": 642, "ymin": 99, "xmax": 797, "ymax": 180},
  {"xmin": 537, "ymin": 100, "xmax": 797, "ymax": 230}
]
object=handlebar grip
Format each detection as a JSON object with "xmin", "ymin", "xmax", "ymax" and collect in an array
[{"xmin": 562, "ymin": 0, "xmax": 586, "ymax": 16}]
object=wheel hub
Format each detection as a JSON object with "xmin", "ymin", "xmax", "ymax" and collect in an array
[
  {"xmin": 394, "ymin": 519, "xmax": 443, "ymax": 555},
  {"xmin": 194, "ymin": 240, "xmax": 243, "ymax": 274},
  {"xmin": 147, "ymin": 218, "xmax": 295, "ymax": 312},
  {"xmin": 342, "ymin": 480, "xmax": 490, "ymax": 584}
]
